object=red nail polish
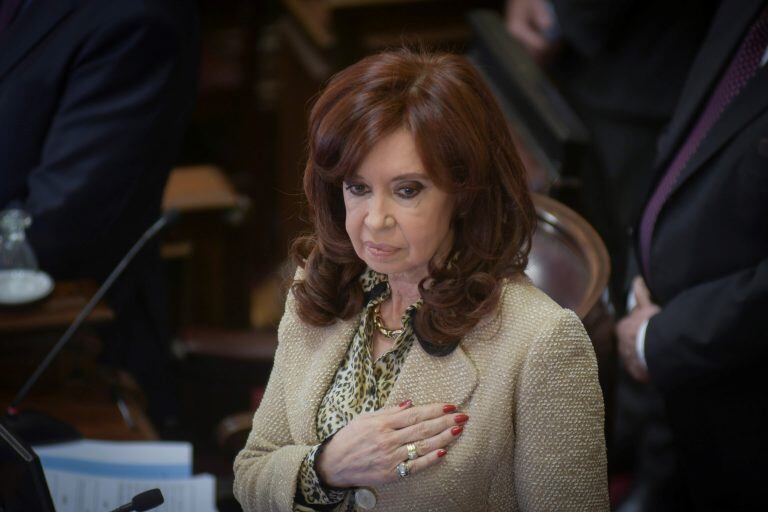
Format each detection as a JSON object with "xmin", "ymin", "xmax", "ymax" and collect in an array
[
  {"xmin": 442, "ymin": 404, "xmax": 456, "ymax": 413},
  {"xmin": 437, "ymin": 449, "xmax": 447, "ymax": 458},
  {"xmin": 451, "ymin": 426, "xmax": 463, "ymax": 436},
  {"xmin": 454, "ymin": 414, "xmax": 469, "ymax": 424},
  {"xmin": 399, "ymin": 399, "xmax": 412, "ymax": 408}
]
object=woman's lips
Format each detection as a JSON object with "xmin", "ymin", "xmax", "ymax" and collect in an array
[{"xmin": 364, "ymin": 242, "xmax": 400, "ymax": 258}]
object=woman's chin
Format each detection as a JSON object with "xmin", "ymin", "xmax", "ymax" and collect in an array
[
  {"xmin": 361, "ymin": 256, "xmax": 406, "ymax": 275},
  {"xmin": 362, "ymin": 260, "xmax": 398, "ymax": 275}
]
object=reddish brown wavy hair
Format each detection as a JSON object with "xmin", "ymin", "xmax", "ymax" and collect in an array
[{"xmin": 290, "ymin": 48, "xmax": 535, "ymax": 355}]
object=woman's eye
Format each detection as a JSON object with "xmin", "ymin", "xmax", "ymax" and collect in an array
[
  {"xmin": 344, "ymin": 183, "xmax": 368, "ymax": 196},
  {"xmin": 396, "ymin": 183, "xmax": 423, "ymax": 199}
]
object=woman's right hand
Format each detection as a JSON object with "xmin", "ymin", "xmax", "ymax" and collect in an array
[{"xmin": 315, "ymin": 401, "xmax": 468, "ymax": 488}]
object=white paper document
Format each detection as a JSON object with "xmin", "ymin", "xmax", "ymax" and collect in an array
[
  {"xmin": 34, "ymin": 440, "xmax": 193, "ymax": 479},
  {"xmin": 42, "ymin": 471, "xmax": 216, "ymax": 512},
  {"xmin": 33, "ymin": 439, "xmax": 217, "ymax": 512}
]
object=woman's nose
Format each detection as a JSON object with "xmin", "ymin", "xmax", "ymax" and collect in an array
[{"xmin": 364, "ymin": 196, "xmax": 393, "ymax": 230}]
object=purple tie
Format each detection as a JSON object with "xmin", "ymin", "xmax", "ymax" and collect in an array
[
  {"xmin": 639, "ymin": 5, "xmax": 768, "ymax": 277},
  {"xmin": 0, "ymin": 0, "xmax": 23, "ymax": 36}
]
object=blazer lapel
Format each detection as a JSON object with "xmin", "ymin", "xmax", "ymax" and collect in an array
[
  {"xmin": 286, "ymin": 311, "xmax": 479, "ymax": 441},
  {"xmin": 385, "ymin": 337, "xmax": 478, "ymax": 410},
  {"xmin": 653, "ymin": 0, "xmax": 762, "ymax": 171},
  {"xmin": 671, "ymin": 67, "xmax": 768, "ymax": 196},
  {"xmin": 287, "ymin": 315, "xmax": 358, "ymax": 444},
  {"xmin": 0, "ymin": 0, "xmax": 75, "ymax": 81}
]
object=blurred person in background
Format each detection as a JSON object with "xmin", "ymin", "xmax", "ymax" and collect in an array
[
  {"xmin": 505, "ymin": 0, "xmax": 719, "ymax": 303},
  {"xmin": 0, "ymin": 0, "xmax": 199, "ymax": 431},
  {"xmin": 617, "ymin": 1, "xmax": 768, "ymax": 510},
  {"xmin": 506, "ymin": 1, "xmax": 721, "ymax": 510}
]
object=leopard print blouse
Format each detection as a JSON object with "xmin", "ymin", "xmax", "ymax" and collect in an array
[{"xmin": 294, "ymin": 268, "xmax": 421, "ymax": 511}]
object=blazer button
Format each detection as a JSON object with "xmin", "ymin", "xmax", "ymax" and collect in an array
[{"xmin": 355, "ymin": 487, "xmax": 377, "ymax": 509}]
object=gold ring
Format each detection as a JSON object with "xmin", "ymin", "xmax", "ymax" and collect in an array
[{"xmin": 406, "ymin": 443, "xmax": 418, "ymax": 460}]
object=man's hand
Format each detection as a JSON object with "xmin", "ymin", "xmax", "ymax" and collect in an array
[
  {"xmin": 505, "ymin": 0, "xmax": 556, "ymax": 61},
  {"xmin": 616, "ymin": 277, "xmax": 661, "ymax": 383}
]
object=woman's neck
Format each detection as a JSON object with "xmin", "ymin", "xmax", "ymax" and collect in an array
[{"xmin": 382, "ymin": 270, "xmax": 423, "ymax": 323}]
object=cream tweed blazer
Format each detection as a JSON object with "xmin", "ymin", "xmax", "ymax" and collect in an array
[{"xmin": 234, "ymin": 275, "xmax": 609, "ymax": 511}]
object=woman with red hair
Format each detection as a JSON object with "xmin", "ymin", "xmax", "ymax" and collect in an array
[{"xmin": 234, "ymin": 49, "xmax": 608, "ymax": 511}]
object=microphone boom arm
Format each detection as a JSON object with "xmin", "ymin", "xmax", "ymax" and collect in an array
[{"xmin": 8, "ymin": 210, "xmax": 179, "ymax": 412}]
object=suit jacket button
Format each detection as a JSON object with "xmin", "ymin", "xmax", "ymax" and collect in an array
[{"xmin": 355, "ymin": 487, "xmax": 377, "ymax": 509}]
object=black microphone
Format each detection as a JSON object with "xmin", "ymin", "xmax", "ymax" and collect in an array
[
  {"xmin": 109, "ymin": 488, "xmax": 164, "ymax": 512},
  {"xmin": 3, "ymin": 210, "xmax": 181, "ymax": 444}
]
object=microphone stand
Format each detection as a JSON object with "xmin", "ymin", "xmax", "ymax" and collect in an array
[{"xmin": 3, "ymin": 211, "xmax": 180, "ymax": 445}]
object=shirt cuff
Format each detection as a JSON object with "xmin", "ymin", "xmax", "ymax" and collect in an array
[
  {"xmin": 295, "ymin": 444, "xmax": 346, "ymax": 508},
  {"xmin": 626, "ymin": 288, "xmax": 637, "ymax": 313},
  {"xmin": 635, "ymin": 319, "xmax": 649, "ymax": 370}
]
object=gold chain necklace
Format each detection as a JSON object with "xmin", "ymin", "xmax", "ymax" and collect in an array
[{"xmin": 373, "ymin": 303, "xmax": 404, "ymax": 339}]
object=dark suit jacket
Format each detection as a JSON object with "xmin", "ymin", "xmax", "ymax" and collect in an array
[
  {"xmin": 552, "ymin": 0, "xmax": 719, "ymax": 121},
  {"xmin": 0, "ymin": 0, "xmax": 198, "ymax": 419},
  {"xmin": 0, "ymin": 0, "xmax": 197, "ymax": 278},
  {"xmin": 549, "ymin": 0, "xmax": 719, "ymax": 279},
  {"xmin": 635, "ymin": 0, "xmax": 768, "ymax": 508}
]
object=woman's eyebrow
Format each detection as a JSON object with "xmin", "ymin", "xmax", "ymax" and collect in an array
[{"xmin": 391, "ymin": 172, "xmax": 430, "ymax": 182}]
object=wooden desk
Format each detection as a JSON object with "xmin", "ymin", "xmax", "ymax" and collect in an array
[
  {"xmin": 162, "ymin": 165, "xmax": 240, "ymax": 213},
  {"xmin": 0, "ymin": 280, "xmax": 113, "ymax": 334},
  {"xmin": 0, "ymin": 282, "xmax": 155, "ymax": 440},
  {"xmin": 1, "ymin": 370, "xmax": 158, "ymax": 442},
  {"xmin": 161, "ymin": 165, "xmax": 253, "ymax": 327}
]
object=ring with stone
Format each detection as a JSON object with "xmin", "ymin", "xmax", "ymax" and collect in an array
[
  {"xmin": 396, "ymin": 461, "xmax": 410, "ymax": 478},
  {"xmin": 406, "ymin": 443, "xmax": 418, "ymax": 460}
]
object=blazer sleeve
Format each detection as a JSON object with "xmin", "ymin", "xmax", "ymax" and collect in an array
[
  {"xmin": 233, "ymin": 291, "xmax": 316, "ymax": 512},
  {"xmin": 23, "ymin": 8, "xmax": 196, "ymax": 275},
  {"xmin": 645, "ymin": 256, "xmax": 768, "ymax": 390},
  {"xmin": 513, "ymin": 309, "xmax": 609, "ymax": 512}
]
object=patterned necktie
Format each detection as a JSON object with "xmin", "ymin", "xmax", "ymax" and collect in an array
[
  {"xmin": 0, "ymin": 0, "xmax": 23, "ymax": 36},
  {"xmin": 639, "ymin": 4, "xmax": 768, "ymax": 276}
]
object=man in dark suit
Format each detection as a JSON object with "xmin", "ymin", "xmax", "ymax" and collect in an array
[
  {"xmin": 0, "ymin": 0, "xmax": 198, "ymax": 427},
  {"xmin": 617, "ymin": 1, "xmax": 768, "ymax": 509},
  {"xmin": 506, "ymin": 0, "xmax": 720, "ymax": 301},
  {"xmin": 506, "ymin": 5, "xmax": 719, "ymax": 506}
]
